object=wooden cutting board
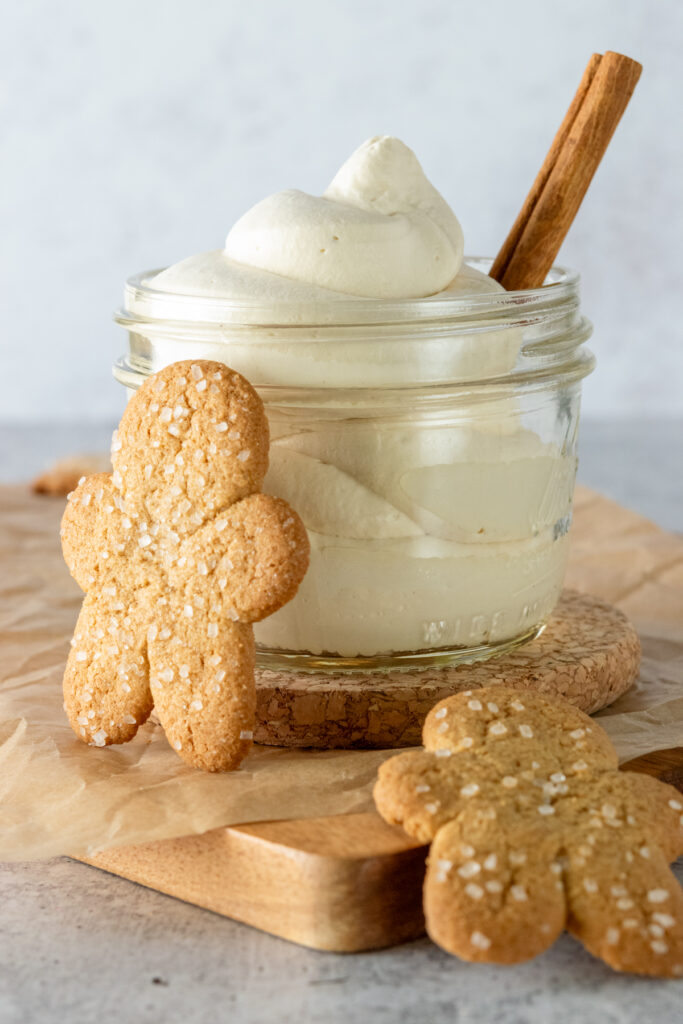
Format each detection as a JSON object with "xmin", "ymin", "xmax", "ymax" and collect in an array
[{"xmin": 81, "ymin": 746, "xmax": 683, "ymax": 953}]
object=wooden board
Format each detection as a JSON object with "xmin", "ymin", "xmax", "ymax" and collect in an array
[
  {"xmin": 82, "ymin": 747, "xmax": 683, "ymax": 953},
  {"xmin": 255, "ymin": 590, "xmax": 641, "ymax": 748}
]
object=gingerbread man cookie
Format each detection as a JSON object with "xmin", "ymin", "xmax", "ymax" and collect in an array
[
  {"xmin": 61, "ymin": 360, "xmax": 309, "ymax": 772},
  {"xmin": 374, "ymin": 686, "xmax": 683, "ymax": 977}
]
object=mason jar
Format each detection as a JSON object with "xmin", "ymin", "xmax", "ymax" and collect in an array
[{"xmin": 114, "ymin": 259, "xmax": 594, "ymax": 671}]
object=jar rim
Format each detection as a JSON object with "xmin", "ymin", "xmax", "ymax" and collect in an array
[
  {"xmin": 114, "ymin": 256, "xmax": 594, "ymax": 397},
  {"xmin": 116, "ymin": 257, "xmax": 581, "ymax": 330}
]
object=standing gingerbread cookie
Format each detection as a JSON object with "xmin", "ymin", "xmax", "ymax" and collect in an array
[{"xmin": 60, "ymin": 360, "xmax": 309, "ymax": 772}]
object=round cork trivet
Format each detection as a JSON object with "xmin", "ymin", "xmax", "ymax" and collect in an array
[{"xmin": 254, "ymin": 590, "xmax": 641, "ymax": 750}]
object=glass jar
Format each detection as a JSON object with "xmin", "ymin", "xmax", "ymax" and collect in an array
[{"xmin": 114, "ymin": 259, "xmax": 594, "ymax": 671}]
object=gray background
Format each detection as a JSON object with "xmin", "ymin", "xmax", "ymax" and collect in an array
[
  {"xmin": 1, "ymin": 5, "xmax": 682, "ymax": 1017},
  {"xmin": 2, "ymin": 0, "xmax": 682, "ymax": 422}
]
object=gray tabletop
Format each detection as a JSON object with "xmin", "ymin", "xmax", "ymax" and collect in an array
[{"xmin": 1, "ymin": 419, "xmax": 682, "ymax": 1024}]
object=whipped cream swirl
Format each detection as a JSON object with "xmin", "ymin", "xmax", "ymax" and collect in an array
[{"xmin": 224, "ymin": 136, "xmax": 464, "ymax": 299}]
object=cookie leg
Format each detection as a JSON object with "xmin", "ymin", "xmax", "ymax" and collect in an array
[
  {"xmin": 424, "ymin": 818, "xmax": 566, "ymax": 963},
  {"xmin": 565, "ymin": 835, "xmax": 683, "ymax": 977},
  {"xmin": 64, "ymin": 591, "xmax": 152, "ymax": 746},
  {"xmin": 148, "ymin": 611, "xmax": 255, "ymax": 772}
]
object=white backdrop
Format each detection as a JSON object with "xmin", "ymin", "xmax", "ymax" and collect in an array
[{"xmin": 2, "ymin": 0, "xmax": 681, "ymax": 421}]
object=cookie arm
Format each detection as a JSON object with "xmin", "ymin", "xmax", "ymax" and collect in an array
[
  {"xmin": 181, "ymin": 493, "xmax": 310, "ymax": 624},
  {"xmin": 619, "ymin": 771, "xmax": 683, "ymax": 862},
  {"xmin": 374, "ymin": 750, "xmax": 468, "ymax": 843},
  {"xmin": 60, "ymin": 473, "xmax": 118, "ymax": 591}
]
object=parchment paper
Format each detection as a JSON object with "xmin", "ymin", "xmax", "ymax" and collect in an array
[{"xmin": 0, "ymin": 485, "xmax": 681, "ymax": 862}]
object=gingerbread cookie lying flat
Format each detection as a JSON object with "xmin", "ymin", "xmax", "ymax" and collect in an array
[
  {"xmin": 61, "ymin": 360, "xmax": 309, "ymax": 772},
  {"xmin": 374, "ymin": 687, "xmax": 683, "ymax": 977}
]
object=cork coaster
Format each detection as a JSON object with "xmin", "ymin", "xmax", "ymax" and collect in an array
[{"xmin": 254, "ymin": 590, "xmax": 640, "ymax": 750}]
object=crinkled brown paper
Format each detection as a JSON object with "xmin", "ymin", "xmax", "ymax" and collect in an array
[{"xmin": 0, "ymin": 485, "xmax": 681, "ymax": 861}]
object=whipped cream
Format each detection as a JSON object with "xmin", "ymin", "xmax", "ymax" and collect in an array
[
  {"xmin": 133, "ymin": 137, "xmax": 573, "ymax": 659},
  {"xmin": 257, "ymin": 424, "xmax": 573, "ymax": 655},
  {"xmin": 224, "ymin": 137, "xmax": 464, "ymax": 298},
  {"xmin": 146, "ymin": 137, "xmax": 511, "ymax": 391},
  {"xmin": 257, "ymin": 530, "xmax": 569, "ymax": 656},
  {"xmin": 151, "ymin": 136, "xmax": 492, "ymax": 307}
]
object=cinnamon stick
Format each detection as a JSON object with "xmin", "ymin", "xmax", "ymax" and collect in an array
[
  {"xmin": 490, "ymin": 53, "xmax": 602, "ymax": 285},
  {"xmin": 490, "ymin": 51, "xmax": 642, "ymax": 291}
]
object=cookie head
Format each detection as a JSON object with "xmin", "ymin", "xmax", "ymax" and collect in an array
[
  {"xmin": 424, "ymin": 689, "xmax": 618, "ymax": 776},
  {"xmin": 113, "ymin": 361, "xmax": 269, "ymax": 534},
  {"xmin": 374, "ymin": 686, "xmax": 683, "ymax": 977}
]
